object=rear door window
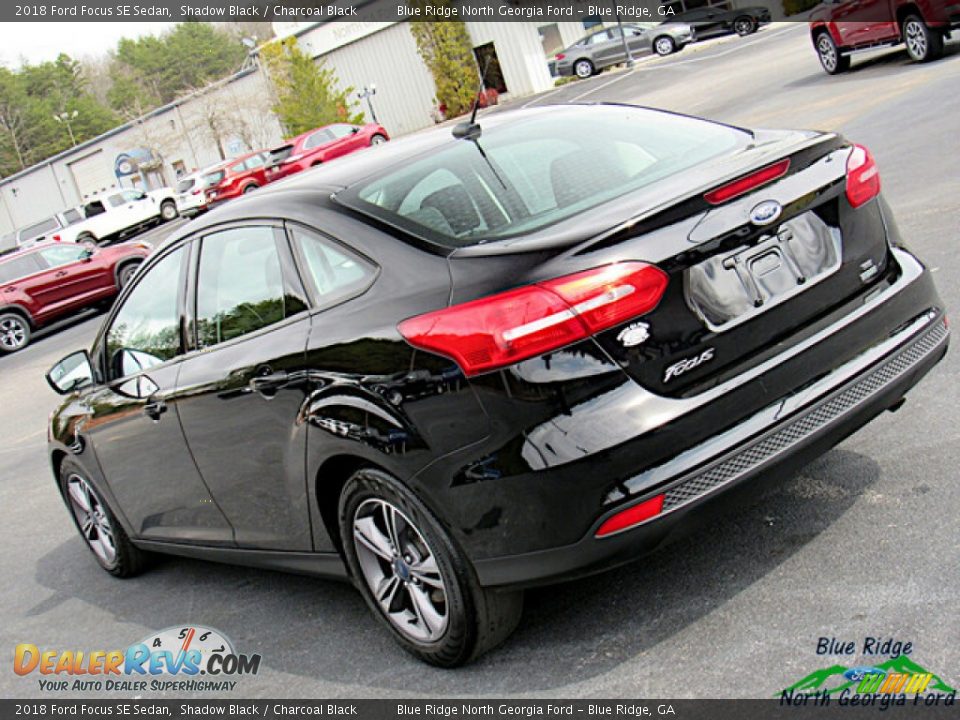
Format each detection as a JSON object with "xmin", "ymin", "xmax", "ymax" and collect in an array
[
  {"xmin": 304, "ymin": 130, "xmax": 334, "ymax": 149},
  {"xmin": 195, "ymin": 227, "xmax": 292, "ymax": 348},
  {"xmin": 0, "ymin": 254, "xmax": 44, "ymax": 285}
]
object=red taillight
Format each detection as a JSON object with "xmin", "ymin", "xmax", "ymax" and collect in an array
[
  {"xmin": 555, "ymin": 53, "xmax": 566, "ymax": 60},
  {"xmin": 398, "ymin": 262, "xmax": 668, "ymax": 377},
  {"xmin": 52, "ymin": 234, "xmax": 61, "ymax": 242},
  {"xmin": 595, "ymin": 494, "xmax": 665, "ymax": 537},
  {"xmin": 845, "ymin": 143, "xmax": 880, "ymax": 209},
  {"xmin": 191, "ymin": 188, "xmax": 201, "ymax": 195},
  {"xmin": 704, "ymin": 158, "xmax": 790, "ymax": 205}
]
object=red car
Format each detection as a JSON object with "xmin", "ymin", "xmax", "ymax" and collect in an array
[
  {"xmin": 267, "ymin": 123, "xmax": 390, "ymax": 182},
  {"xmin": 811, "ymin": 0, "xmax": 960, "ymax": 74},
  {"xmin": 0, "ymin": 241, "xmax": 149, "ymax": 353},
  {"xmin": 203, "ymin": 150, "xmax": 272, "ymax": 208}
]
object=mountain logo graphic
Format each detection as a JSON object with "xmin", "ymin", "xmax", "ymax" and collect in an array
[{"xmin": 780, "ymin": 655, "xmax": 956, "ymax": 697}]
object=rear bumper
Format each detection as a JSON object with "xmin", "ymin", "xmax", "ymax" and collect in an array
[{"xmin": 473, "ymin": 250, "xmax": 948, "ymax": 588}]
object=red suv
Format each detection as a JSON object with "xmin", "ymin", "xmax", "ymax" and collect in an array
[
  {"xmin": 0, "ymin": 241, "xmax": 149, "ymax": 353},
  {"xmin": 204, "ymin": 151, "xmax": 272, "ymax": 208},
  {"xmin": 267, "ymin": 123, "xmax": 390, "ymax": 182},
  {"xmin": 811, "ymin": 0, "xmax": 960, "ymax": 73}
]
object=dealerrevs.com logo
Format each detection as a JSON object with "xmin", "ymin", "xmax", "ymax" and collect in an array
[
  {"xmin": 14, "ymin": 625, "xmax": 261, "ymax": 693},
  {"xmin": 779, "ymin": 636, "xmax": 956, "ymax": 710}
]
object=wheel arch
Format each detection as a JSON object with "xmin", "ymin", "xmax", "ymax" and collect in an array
[
  {"xmin": 113, "ymin": 257, "xmax": 144, "ymax": 287},
  {"xmin": 315, "ymin": 453, "xmax": 380, "ymax": 555},
  {"xmin": 896, "ymin": 4, "xmax": 924, "ymax": 29},
  {"xmin": 0, "ymin": 303, "xmax": 35, "ymax": 329}
]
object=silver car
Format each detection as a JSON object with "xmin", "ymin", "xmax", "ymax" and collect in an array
[{"xmin": 552, "ymin": 22, "xmax": 695, "ymax": 78}]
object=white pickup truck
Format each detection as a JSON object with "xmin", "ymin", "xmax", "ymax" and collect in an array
[{"xmin": 54, "ymin": 188, "xmax": 178, "ymax": 245}]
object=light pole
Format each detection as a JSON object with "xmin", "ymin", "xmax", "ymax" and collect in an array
[
  {"xmin": 53, "ymin": 110, "xmax": 79, "ymax": 146},
  {"xmin": 357, "ymin": 85, "xmax": 379, "ymax": 125},
  {"xmin": 613, "ymin": 2, "xmax": 636, "ymax": 69}
]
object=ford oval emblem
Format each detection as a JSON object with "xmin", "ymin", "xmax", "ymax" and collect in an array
[{"xmin": 749, "ymin": 200, "xmax": 782, "ymax": 226}]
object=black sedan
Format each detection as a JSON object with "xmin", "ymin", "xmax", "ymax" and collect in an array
[
  {"xmin": 47, "ymin": 104, "xmax": 948, "ymax": 667},
  {"xmin": 664, "ymin": 5, "xmax": 771, "ymax": 38}
]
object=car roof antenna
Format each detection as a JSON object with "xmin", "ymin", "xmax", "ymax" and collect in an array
[{"xmin": 452, "ymin": 57, "xmax": 492, "ymax": 141}]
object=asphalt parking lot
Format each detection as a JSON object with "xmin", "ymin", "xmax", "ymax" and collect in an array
[{"xmin": 2, "ymin": 24, "xmax": 958, "ymax": 698}]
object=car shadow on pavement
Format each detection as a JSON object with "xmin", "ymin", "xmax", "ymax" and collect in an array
[
  {"xmin": 32, "ymin": 447, "xmax": 879, "ymax": 692},
  {"xmin": 786, "ymin": 41, "xmax": 960, "ymax": 89}
]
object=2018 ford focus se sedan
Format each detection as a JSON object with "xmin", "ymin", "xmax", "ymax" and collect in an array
[{"xmin": 46, "ymin": 104, "xmax": 948, "ymax": 667}]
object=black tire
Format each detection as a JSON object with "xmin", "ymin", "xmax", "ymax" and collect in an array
[
  {"xmin": 59, "ymin": 458, "xmax": 148, "ymax": 578},
  {"xmin": 653, "ymin": 36, "xmax": 677, "ymax": 56},
  {"xmin": 369, "ymin": 133, "xmax": 388, "ymax": 146},
  {"xmin": 242, "ymin": 183, "xmax": 259, "ymax": 194},
  {"xmin": 734, "ymin": 17, "xmax": 756, "ymax": 36},
  {"xmin": 573, "ymin": 58, "xmax": 595, "ymax": 79},
  {"xmin": 117, "ymin": 261, "xmax": 142, "ymax": 290},
  {"xmin": 159, "ymin": 200, "xmax": 178, "ymax": 221},
  {"xmin": 339, "ymin": 468, "xmax": 523, "ymax": 667},
  {"xmin": 815, "ymin": 31, "xmax": 850, "ymax": 74},
  {"xmin": 902, "ymin": 15, "xmax": 944, "ymax": 62},
  {"xmin": 0, "ymin": 311, "xmax": 31, "ymax": 353}
]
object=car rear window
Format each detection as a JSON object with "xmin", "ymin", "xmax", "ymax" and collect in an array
[
  {"xmin": 20, "ymin": 217, "xmax": 60, "ymax": 240},
  {"xmin": 203, "ymin": 170, "xmax": 225, "ymax": 185},
  {"xmin": 176, "ymin": 177, "xmax": 195, "ymax": 193},
  {"xmin": 342, "ymin": 107, "xmax": 748, "ymax": 248}
]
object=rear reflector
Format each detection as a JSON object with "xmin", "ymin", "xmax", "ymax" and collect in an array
[
  {"xmin": 595, "ymin": 494, "xmax": 665, "ymax": 537},
  {"xmin": 704, "ymin": 158, "xmax": 790, "ymax": 205},
  {"xmin": 398, "ymin": 262, "xmax": 668, "ymax": 377},
  {"xmin": 845, "ymin": 143, "xmax": 881, "ymax": 209}
]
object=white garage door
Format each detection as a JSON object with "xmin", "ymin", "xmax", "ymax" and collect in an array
[{"xmin": 69, "ymin": 150, "xmax": 116, "ymax": 200}]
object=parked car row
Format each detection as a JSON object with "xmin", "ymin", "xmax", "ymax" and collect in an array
[
  {"xmin": 173, "ymin": 123, "xmax": 391, "ymax": 218},
  {"xmin": 549, "ymin": 9, "xmax": 771, "ymax": 79}
]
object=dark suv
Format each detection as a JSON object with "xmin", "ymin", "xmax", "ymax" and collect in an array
[
  {"xmin": 0, "ymin": 241, "xmax": 149, "ymax": 352},
  {"xmin": 47, "ymin": 105, "xmax": 947, "ymax": 667}
]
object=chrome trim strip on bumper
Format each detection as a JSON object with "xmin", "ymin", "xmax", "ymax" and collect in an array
[{"xmin": 615, "ymin": 315, "xmax": 948, "ymax": 526}]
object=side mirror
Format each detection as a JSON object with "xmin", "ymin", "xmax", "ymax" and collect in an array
[
  {"xmin": 80, "ymin": 246, "xmax": 95, "ymax": 261},
  {"xmin": 46, "ymin": 350, "xmax": 94, "ymax": 395},
  {"xmin": 351, "ymin": 127, "xmax": 360, "ymax": 134}
]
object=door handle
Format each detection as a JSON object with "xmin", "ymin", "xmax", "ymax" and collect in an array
[
  {"xmin": 144, "ymin": 399, "xmax": 167, "ymax": 421},
  {"xmin": 3, "ymin": 286, "xmax": 15, "ymax": 293},
  {"xmin": 55, "ymin": 270, "xmax": 68, "ymax": 278},
  {"xmin": 250, "ymin": 370, "xmax": 289, "ymax": 398}
]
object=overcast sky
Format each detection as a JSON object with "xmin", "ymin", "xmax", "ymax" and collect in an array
[{"xmin": 0, "ymin": 22, "xmax": 175, "ymax": 67}]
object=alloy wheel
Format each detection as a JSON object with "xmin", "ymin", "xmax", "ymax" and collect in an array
[
  {"xmin": 118, "ymin": 264, "xmax": 139, "ymax": 288},
  {"xmin": 0, "ymin": 316, "xmax": 27, "ymax": 350},
  {"xmin": 818, "ymin": 36, "xmax": 837, "ymax": 72},
  {"xmin": 655, "ymin": 38, "xmax": 675, "ymax": 56},
  {"xmin": 371, "ymin": 135, "xmax": 387, "ymax": 145},
  {"xmin": 904, "ymin": 21, "xmax": 927, "ymax": 59},
  {"xmin": 574, "ymin": 60, "xmax": 593, "ymax": 79},
  {"xmin": 160, "ymin": 202, "xmax": 177, "ymax": 221},
  {"xmin": 352, "ymin": 498, "xmax": 448, "ymax": 643},
  {"xmin": 735, "ymin": 19, "xmax": 753, "ymax": 36},
  {"xmin": 66, "ymin": 474, "xmax": 117, "ymax": 565}
]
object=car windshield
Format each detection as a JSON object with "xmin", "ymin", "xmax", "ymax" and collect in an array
[{"xmin": 343, "ymin": 107, "xmax": 748, "ymax": 248}]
